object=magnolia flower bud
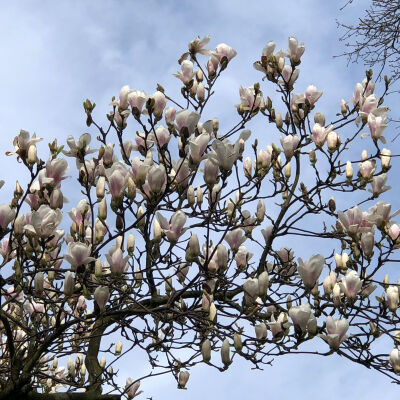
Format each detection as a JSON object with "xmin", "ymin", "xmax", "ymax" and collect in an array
[
  {"xmin": 389, "ymin": 224, "xmax": 400, "ymax": 241},
  {"xmin": 187, "ymin": 186, "xmax": 195, "ymax": 206},
  {"xmin": 178, "ymin": 371, "xmax": 190, "ymax": 389},
  {"xmin": 243, "ymin": 157, "xmax": 252, "ymax": 179},
  {"xmin": 258, "ymin": 271, "xmax": 269, "ymax": 297},
  {"xmin": 275, "ymin": 112, "xmax": 283, "ymax": 129},
  {"xmin": 256, "ymin": 200, "xmax": 265, "ymax": 222},
  {"xmin": 196, "ymin": 186, "xmax": 203, "ymax": 205},
  {"xmin": 314, "ymin": 112, "xmax": 325, "ymax": 126},
  {"xmin": 381, "ymin": 148, "xmax": 391, "ymax": 169},
  {"xmin": 34, "ymin": 272, "xmax": 44, "ymax": 295},
  {"xmin": 284, "ymin": 162, "xmax": 291, "ymax": 179},
  {"xmin": 100, "ymin": 357, "xmax": 106, "ymax": 369},
  {"xmin": 64, "ymin": 271, "xmax": 75, "ymax": 296},
  {"xmin": 255, "ymin": 323, "xmax": 268, "ymax": 340},
  {"xmin": 333, "ymin": 283, "xmax": 341, "ymax": 306},
  {"xmin": 95, "ymin": 259, "xmax": 103, "ymax": 278},
  {"xmin": 387, "ymin": 286, "xmax": 399, "ymax": 312},
  {"xmin": 221, "ymin": 338, "xmax": 230, "ymax": 366},
  {"xmin": 201, "ymin": 339, "xmax": 211, "ymax": 362},
  {"xmin": 340, "ymin": 270, "xmax": 362, "ymax": 300},
  {"xmin": 323, "ymin": 271, "xmax": 336, "ymax": 295},
  {"xmin": 209, "ymin": 302, "xmax": 217, "ymax": 322},
  {"xmin": 98, "ymin": 198, "xmax": 107, "ymax": 220},
  {"xmin": 115, "ymin": 341, "xmax": 123, "ymax": 355},
  {"xmin": 27, "ymin": 144, "xmax": 37, "ymax": 164},
  {"xmin": 153, "ymin": 219, "xmax": 162, "ymax": 243},
  {"xmin": 390, "ymin": 349, "xmax": 400, "ymax": 373},
  {"xmin": 96, "ymin": 176, "xmax": 105, "ymax": 199},
  {"xmin": 94, "ymin": 286, "xmax": 110, "ymax": 311},
  {"xmin": 309, "ymin": 148, "xmax": 316, "ymax": 165},
  {"xmin": 233, "ymin": 332, "xmax": 243, "ymax": 352}
]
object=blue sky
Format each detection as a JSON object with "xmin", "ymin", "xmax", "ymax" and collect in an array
[{"xmin": 1, "ymin": 0, "xmax": 399, "ymax": 398}]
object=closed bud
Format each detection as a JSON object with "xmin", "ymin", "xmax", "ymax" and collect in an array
[
  {"xmin": 275, "ymin": 112, "xmax": 283, "ymax": 129},
  {"xmin": 201, "ymin": 339, "xmax": 211, "ymax": 362},
  {"xmin": 221, "ymin": 338, "xmax": 230, "ymax": 366},
  {"xmin": 96, "ymin": 176, "xmax": 105, "ymax": 199},
  {"xmin": 233, "ymin": 332, "xmax": 242, "ymax": 352},
  {"xmin": 196, "ymin": 186, "xmax": 203, "ymax": 205},
  {"xmin": 284, "ymin": 162, "xmax": 291, "ymax": 179},
  {"xmin": 64, "ymin": 271, "xmax": 75, "ymax": 296},
  {"xmin": 100, "ymin": 356, "xmax": 106, "ymax": 369},
  {"xmin": 153, "ymin": 219, "xmax": 162, "ymax": 243},
  {"xmin": 314, "ymin": 112, "xmax": 325, "ymax": 126},
  {"xmin": 98, "ymin": 198, "xmax": 107, "ymax": 220},
  {"xmin": 127, "ymin": 177, "xmax": 136, "ymax": 200},
  {"xmin": 34, "ymin": 272, "xmax": 44, "ymax": 295},
  {"xmin": 95, "ymin": 259, "xmax": 103, "ymax": 278},
  {"xmin": 27, "ymin": 144, "xmax": 37, "ymax": 164},
  {"xmin": 346, "ymin": 161, "xmax": 353, "ymax": 180},
  {"xmin": 309, "ymin": 148, "xmax": 316, "ymax": 165},
  {"xmin": 258, "ymin": 271, "xmax": 269, "ymax": 297},
  {"xmin": 115, "ymin": 341, "xmax": 123, "ymax": 355},
  {"xmin": 178, "ymin": 371, "xmax": 190, "ymax": 389},
  {"xmin": 187, "ymin": 186, "xmax": 195, "ymax": 206},
  {"xmin": 256, "ymin": 199, "xmax": 265, "ymax": 222},
  {"xmin": 328, "ymin": 197, "xmax": 336, "ymax": 212}
]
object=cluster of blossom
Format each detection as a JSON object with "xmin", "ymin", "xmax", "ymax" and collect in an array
[{"xmin": 1, "ymin": 34, "xmax": 400, "ymax": 399}]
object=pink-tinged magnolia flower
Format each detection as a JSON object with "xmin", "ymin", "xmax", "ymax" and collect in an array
[
  {"xmin": 359, "ymin": 159, "xmax": 376, "ymax": 179},
  {"xmin": 297, "ymin": 254, "xmax": 325, "ymax": 289},
  {"xmin": 24, "ymin": 300, "xmax": 45, "ymax": 316},
  {"xmin": 361, "ymin": 231, "xmax": 375, "ymax": 256},
  {"xmin": 179, "ymin": 35, "xmax": 211, "ymax": 63},
  {"xmin": 368, "ymin": 112, "xmax": 387, "ymax": 141},
  {"xmin": 243, "ymin": 277, "xmax": 259, "ymax": 305},
  {"xmin": 128, "ymin": 90, "xmax": 147, "ymax": 113},
  {"xmin": 305, "ymin": 85, "xmax": 322, "ymax": 106},
  {"xmin": 327, "ymin": 131, "xmax": 339, "ymax": 152},
  {"xmin": 152, "ymin": 91, "xmax": 166, "ymax": 118},
  {"xmin": 37, "ymin": 159, "xmax": 69, "ymax": 188},
  {"xmin": 94, "ymin": 286, "xmax": 109, "ymax": 311},
  {"xmin": 0, "ymin": 205, "xmax": 16, "ymax": 230},
  {"xmin": 280, "ymin": 135, "xmax": 299, "ymax": 159},
  {"xmin": 106, "ymin": 162, "xmax": 131, "ymax": 199},
  {"xmin": 171, "ymin": 158, "xmax": 191, "ymax": 187},
  {"xmin": 64, "ymin": 242, "xmax": 96, "ymax": 269},
  {"xmin": 321, "ymin": 316, "xmax": 349, "ymax": 350},
  {"xmin": 175, "ymin": 109, "xmax": 201, "ymax": 134},
  {"xmin": 340, "ymin": 270, "xmax": 363, "ymax": 300},
  {"xmin": 390, "ymin": 349, "xmax": 400, "ymax": 373},
  {"xmin": 387, "ymin": 286, "xmax": 399, "ymax": 312},
  {"xmin": 143, "ymin": 166, "xmax": 167, "ymax": 198},
  {"xmin": 203, "ymin": 159, "xmax": 219, "ymax": 185},
  {"xmin": 288, "ymin": 37, "xmax": 305, "ymax": 62},
  {"xmin": 370, "ymin": 173, "xmax": 390, "ymax": 196},
  {"xmin": 189, "ymin": 133, "xmax": 210, "ymax": 164},
  {"xmin": 6, "ymin": 129, "xmax": 43, "ymax": 158},
  {"xmin": 150, "ymin": 125, "xmax": 171, "ymax": 149},
  {"xmin": 165, "ymin": 107, "xmax": 176, "ymax": 125},
  {"xmin": 311, "ymin": 123, "xmax": 333, "ymax": 147},
  {"xmin": 68, "ymin": 199, "xmax": 90, "ymax": 226},
  {"xmin": 206, "ymin": 54, "xmax": 219, "ymax": 76},
  {"xmin": 389, "ymin": 224, "xmax": 400, "ymax": 241},
  {"xmin": 106, "ymin": 247, "xmax": 129, "ymax": 276},
  {"xmin": 281, "ymin": 65, "xmax": 299, "ymax": 85},
  {"xmin": 338, "ymin": 205, "xmax": 372, "ymax": 235},
  {"xmin": 238, "ymin": 86, "xmax": 264, "ymax": 111},
  {"xmin": 174, "ymin": 60, "xmax": 194, "ymax": 84},
  {"xmin": 119, "ymin": 85, "xmax": 131, "ymax": 109},
  {"xmin": 288, "ymin": 303, "xmax": 314, "ymax": 334},
  {"xmin": 214, "ymin": 43, "xmax": 237, "ymax": 62},
  {"xmin": 157, "ymin": 210, "xmax": 187, "ymax": 242},
  {"xmin": 25, "ymin": 205, "xmax": 62, "ymax": 238},
  {"xmin": 261, "ymin": 226, "xmax": 273, "ymax": 244},
  {"xmin": 360, "ymin": 94, "xmax": 378, "ymax": 115},
  {"xmin": 277, "ymin": 247, "xmax": 294, "ymax": 263},
  {"xmin": 257, "ymin": 149, "xmax": 271, "ymax": 170},
  {"xmin": 235, "ymin": 245, "xmax": 253, "ymax": 269},
  {"xmin": 224, "ymin": 228, "xmax": 247, "ymax": 251},
  {"xmin": 367, "ymin": 201, "xmax": 400, "ymax": 226}
]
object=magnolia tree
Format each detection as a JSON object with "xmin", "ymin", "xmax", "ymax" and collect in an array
[{"xmin": 1, "ymin": 35, "xmax": 400, "ymax": 400}]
